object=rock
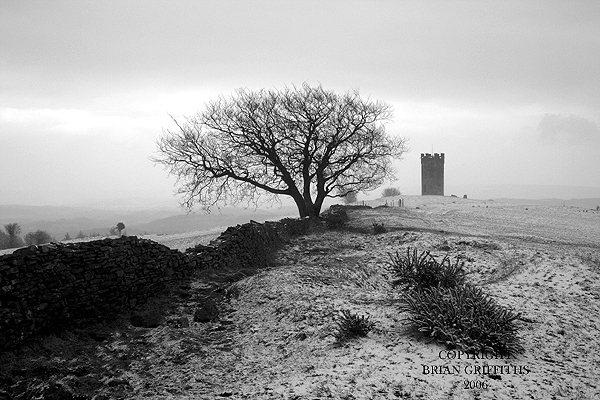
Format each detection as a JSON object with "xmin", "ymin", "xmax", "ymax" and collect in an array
[
  {"xmin": 13, "ymin": 245, "xmax": 38, "ymax": 256},
  {"xmin": 193, "ymin": 298, "xmax": 219, "ymax": 323}
]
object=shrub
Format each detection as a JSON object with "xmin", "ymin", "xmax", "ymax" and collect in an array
[
  {"xmin": 382, "ymin": 187, "xmax": 402, "ymax": 197},
  {"xmin": 399, "ymin": 284, "xmax": 523, "ymax": 356},
  {"xmin": 320, "ymin": 205, "xmax": 348, "ymax": 228},
  {"xmin": 116, "ymin": 222, "xmax": 125, "ymax": 236},
  {"xmin": 24, "ymin": 230, "xmax": 53, "ymax": 246},
  {"xmin": 372, "ymin": 222, "xmax": 387, "ymax": 234},
  {"xmin": 388, "ymin": 248, "xmax": 466, "ymax": 290},
  {"xmin": 333, "ymin": 310, "xmax": 376, "ymax": 343},
  {"xmin": 342, "ymin": 190, "xmax": 358, "ymax": 204}
]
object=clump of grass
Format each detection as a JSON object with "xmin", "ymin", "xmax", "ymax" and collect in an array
[
  {"xmin": 399, "ymin": 284, "xmax": 523, "ymax": 356},
  {"xmin": 390, "ymin": 247, "xmax": 524, "ymax": 356},
  {"xmin": 388, "ymin": 247, "xmax": 466, "ymax": 290},
  {"xmin": 483, "ymin": 253, "xmax": 523, "ymax": 285},
  {"xmin": 333, "ymin": 310, "xmax": 376, "ymax": 343},
  {"xmin": 372, "ymin": 222, "xmax": 387, "ymax": 234}
]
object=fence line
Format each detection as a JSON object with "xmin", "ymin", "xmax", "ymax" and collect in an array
[{"xmin": 353, "ymin": 198, "xmax": 405, "ymax": 208}]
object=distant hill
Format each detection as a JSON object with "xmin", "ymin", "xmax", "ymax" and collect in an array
[
  {"xmin": 0, "ymin": 204, "xmax": 298, "ymax": 240},
  {"xmin": 133, "ymin": 207, "xmax": 298, "ymax": 235}
]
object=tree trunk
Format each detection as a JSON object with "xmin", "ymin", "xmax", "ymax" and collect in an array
[
  {"xmin": 292, "ymin": 195, "xmax": 309, "ymax": 218},
  {"xmin": 292, "ymin": 195, "xmax": 322, "ymax": 219}
]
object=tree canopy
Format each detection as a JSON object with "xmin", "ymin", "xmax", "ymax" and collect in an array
[
  {"xmin": 24, "ymin": 230, "xmax": 53, "ymax": 246},
  {"xmin": 154, "ymin": 83, "xmax": 408, "ymax": 218}
]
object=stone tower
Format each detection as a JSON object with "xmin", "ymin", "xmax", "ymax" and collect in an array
[{"xmin": 421, "ymin": 153, "xmax": 445, "ymax": 196}]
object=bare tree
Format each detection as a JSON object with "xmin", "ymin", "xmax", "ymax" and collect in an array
[{"xmin": 153, "ymin": 83, "xmax": 408, "ymax": 218}]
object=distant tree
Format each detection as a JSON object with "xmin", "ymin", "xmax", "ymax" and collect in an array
[
  {"xmin": 342, "ymin": 190, "xmax": 358, "ymax": 204},
  {"xmin": 63, "ymin": 232, "xmax": 71, "ymax": 241},
  {"xmin": 0, "ymin": 230, "xmax": 8, "ymax": 249},
  {"xmin": 76, "ymin": 231, "xmax": 86, "ymax": 239},
  {"xmin": 109, "ymin": 227, "xmax": 118, "ymax": 236},
  {"xmin": 116, "ymin": 222, "xmax": 125, "ymax": 236},
  {"xmin": 24, "ymin": 232, "xmax": 34, "ymax": 245},
  {"xmin": 4, "ymin": 223, "xmax": 24, "ymax": 249},
  {"xmin": 382, "ymin": 187, "xmax": 402, "ymax": 197},
  {"xmin": 153, "ymin": 83, "xmax": 408, "ymax": 218},
  {"xmin": 24, "ymin": 230, "xmax": 53, "ymax": 246}
]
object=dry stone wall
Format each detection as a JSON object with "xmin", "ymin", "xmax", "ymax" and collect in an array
[
  {"xmin": 0, "ymin": 236, "xmax": 195, "ymax": 349},
  {"xmin": 0, "ymin": 217, "xmax": 312, "ymax": 350},
  {"xmin": 185, "ymin": 218, "xmax": 312, "ymax": 268}
]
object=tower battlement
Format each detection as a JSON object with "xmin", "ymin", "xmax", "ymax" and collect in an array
[
  {"xmin": 421, "ymin": 153, "xmax": 445, "ymax": 196},
  {"xmin": 421, "ymin": 153, "xmax": 445, "ymax": 161}
]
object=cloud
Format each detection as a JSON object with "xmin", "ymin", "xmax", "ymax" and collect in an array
[
  {"xmin": 0, "ymin": 107, "xmax": 166, "ymax": 138},
  {"xmin": 2, "ymin": 1, "xmax": 600, "ymax": 111},
  {"xmin": 537, "ymin": 114, "xmax": 600, "ymax": 143}
]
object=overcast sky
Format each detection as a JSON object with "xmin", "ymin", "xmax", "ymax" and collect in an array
[{"xmin": 1, "ymin": 0, "xmax": 599, "ymax": 208}]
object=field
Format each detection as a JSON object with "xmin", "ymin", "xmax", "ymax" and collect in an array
[{"xmin": 1, "ymin": 196, "xmax": 599, "ymax": 399}]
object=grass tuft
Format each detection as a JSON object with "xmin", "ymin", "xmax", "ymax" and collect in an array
[
  {"xmin": 333, "ymin": 310, "xmax": 376, "ymax": 343},
  {"xmin": 399, "ymin": 284, "xmax": 523, "ymax": 356},
  {"xmin": 389, "ymin": 247, "xmax": 524, "ymax": 356},
  {"xmin": 388, "ymin": 247, "xmax": 466, "ymax": 290},
  {"xmin": 372, "ymin": 222, "xmax": 387, "ymax": 234}
]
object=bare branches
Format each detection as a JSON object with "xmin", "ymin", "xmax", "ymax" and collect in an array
[{"xmin": 152, "ymin": 83, "xmax": 408, "ymax": 217}]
